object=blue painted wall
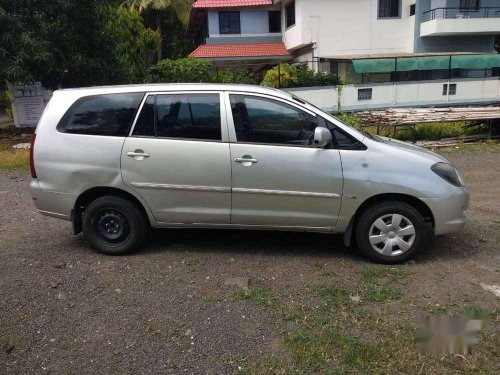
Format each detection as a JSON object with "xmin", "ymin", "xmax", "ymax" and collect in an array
[{"xmin": 207, "ymin": 10, "xmax": 276, "ymax": 36}]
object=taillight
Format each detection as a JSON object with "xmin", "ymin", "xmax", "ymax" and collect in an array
[{"xmin": 30, "ymin": 133, "xmax": 37, "ymax": 178}]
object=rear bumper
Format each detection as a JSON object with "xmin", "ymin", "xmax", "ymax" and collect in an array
[
  {"xmin": 421, "ymin": 187, "xmax": 470, "ymax": 235},
  {"xmin": 30, "ymin": 179, "xmax": 74, "ymax": 221}
]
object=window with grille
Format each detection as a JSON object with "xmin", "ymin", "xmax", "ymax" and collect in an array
[
  {"xmin": 358, "ymin": 88, "xmax": 372, "ymax": 101},
  {"xmin": 378, "ymin": 0, "xmax": 401, "ymax": 18},
  {"xmin": 460, "ymin": 0, "xmax": 480, "ymax": 11},
  {"xmin": 219, "ymin": 12, "xmax": 240, "ymax": 34},
  {"xmin": 449, "ymin": 84, "xmax": 457, "ymax": 95},
  {"xmin": 410, "ymin": 4, "xmax": 416, "ymax": 16},
  {"xmin": 442, "ymin": 84, "xmax": 457, "ymax": 96}
]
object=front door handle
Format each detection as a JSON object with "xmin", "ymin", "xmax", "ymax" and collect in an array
[
  {"xmin": 234, "ymin": 157, "xmax": 258, "ymax": 164},
  {"xmin": 127, "ymin": 149, "xmax": 150, "ymax": 159}
]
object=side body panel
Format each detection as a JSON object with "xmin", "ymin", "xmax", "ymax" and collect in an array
[{"xmin": 121, "ymin": 138, "xmax": 232, "ymax": 224}]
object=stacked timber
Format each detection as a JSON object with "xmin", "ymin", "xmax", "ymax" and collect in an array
[{"xmin": 357, "ymin": 106, "xmax": 500, "ymax": 125}]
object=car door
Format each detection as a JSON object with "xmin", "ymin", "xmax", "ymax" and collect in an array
[
  {"xmin": 225, "ymin": 92, "xmax": 343, "ymax": 229},
  {"xmin": 121, "ymin": 91, "xmax": 231, "ymax": 224}
]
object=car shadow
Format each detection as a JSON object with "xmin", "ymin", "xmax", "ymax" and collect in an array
[{"xmin": 140, "ymin": 228, "xmax": 364, "ymax": 261}]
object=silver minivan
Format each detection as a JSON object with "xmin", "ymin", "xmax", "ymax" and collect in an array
[{"xmin": 30, "ymin": 84, "xmax": 469, "ymax": 263}]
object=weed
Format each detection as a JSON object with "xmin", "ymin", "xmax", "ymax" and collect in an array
[
  {"xmin": 0, "ymin": 149, "xmax": 29, "ymax": 170},
  {"xmin": 233, "ymin": 285, "xmax": 279, "ymax": 308}
]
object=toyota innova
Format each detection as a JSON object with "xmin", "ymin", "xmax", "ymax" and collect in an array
[{"xmin": 30, "ymin": 84, "xmax": 469, "ymax": 263}]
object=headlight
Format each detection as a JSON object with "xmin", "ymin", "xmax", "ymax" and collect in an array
[{"xmin": 431, "ymin": 162, "xmax": 464, "ymax": 187}]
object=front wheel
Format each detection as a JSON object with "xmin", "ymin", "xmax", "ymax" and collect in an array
[
  {"xmin": 355, "ymin": 201, "xmax": 429, "ymax": 264},
  {"xmin": 82, "ymin": 196, "xmax": 147, "ymax": 255}
]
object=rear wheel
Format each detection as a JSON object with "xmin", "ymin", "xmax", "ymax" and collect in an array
[
  {"xmin": 355, "ymin": 201, "xmax": 428, "ymax": 264},
  {"xmin": 82, "ymin": 196, "xmax": 146, "ymax": 255}
]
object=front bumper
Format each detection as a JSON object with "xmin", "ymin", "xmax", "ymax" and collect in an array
[{"xmin": 420, "ymin": 187, "xmax": 470, "ymax": 235}]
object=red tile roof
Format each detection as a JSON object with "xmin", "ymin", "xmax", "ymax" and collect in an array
[
  {"xmin": 190, "ymin": 43, "xmax": 289, "ymax": 58},
  {"xmin": 192, "ymin": 0, "xmax": 273, "ymax": 9}
]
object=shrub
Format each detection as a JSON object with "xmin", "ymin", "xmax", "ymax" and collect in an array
[
  {"xmin": 217, "ymin": 66, "xmax": 255, "ymax": 84},
  {"xmin": 261, "ymin": 63, "xmax": 340, "ymax": 88},
  {"xmin": 261, "ymin": 63, "xmax": 298, "ymax": 88},
  {"xmin": 148, "ymin": 58, "xmax": 214, "ymax": 83},
  {"xmin": 295, "ymin": 65, "xmax": 340, "ymax": 87},
  {"xmin": 0, "ymin": 90, "xmax": 12, "ymax": 117}
]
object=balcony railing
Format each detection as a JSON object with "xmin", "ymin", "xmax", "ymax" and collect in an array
[{"xmin": 422, "ymin": 7, "xmax": 500, "ymax": 22}]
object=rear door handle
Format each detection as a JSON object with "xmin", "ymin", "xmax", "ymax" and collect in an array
[
  {"xmin": 127, "ymin": 150, "xmax": 150, "ymax": 158},
  {"xmin": 234, "ymin": 157, "xmax": 258, "ymax": 164}
]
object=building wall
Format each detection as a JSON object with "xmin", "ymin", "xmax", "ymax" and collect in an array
[
  {"xmin": 285, "ymin": 77, "xmax": 500, "ymax": 112},
  {"xmin": 282, "ymin": 0, "xmax": 416, "ymax": 57},
  {"xmin": 414, "ymin": 0, "xmax": 497, "ymax": 53}
]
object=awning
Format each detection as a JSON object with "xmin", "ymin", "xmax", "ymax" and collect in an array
[
  {"xmin": 352, "ymin": 54, "xmax": 500, "ymax": 73},
  {"xmin": 451, "ymin": 54, "xmax": 500, "ymax": 69},
  {"xmin": 396, "ymin": 56, "xmax": 450, "ymax": 71},
  {"xmin": 352, "ymin": 59, "xmax": 396, "ymax": 73}
]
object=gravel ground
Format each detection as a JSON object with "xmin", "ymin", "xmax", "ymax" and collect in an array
[{"xmin": 1, "ymin": 149, "xmax": 499, "ymax": 374}]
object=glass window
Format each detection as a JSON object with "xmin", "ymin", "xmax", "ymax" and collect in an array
[
  {"xmin": 285, "ymin": 1, "xmax": 295, "ymax": 28},
  {"xmin": 57, "ymin": 93, "xmax": 143, "ymax": 136},
  {"xmin": 230, "ymin": 94, "xmax": 317, "ymax": 146},
  {"xmin": 219, "ymin": 11, "xmax": 240, "ymax": 34},
  {"xmin": 378, "ymin": 0, "xmax": 400, "ymax": 18},
  {"xmin": 156, "ymin": 94, "xmax": 221, "ymax": 141},
  {"xmin": 133, "ymin": 95, "xmax": 155, "ymax": 136},
  {"xmin": 269, "ymin": 11, "xmax": 281, "ymax": 33}
]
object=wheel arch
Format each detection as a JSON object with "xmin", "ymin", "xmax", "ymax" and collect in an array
[
  {"xmin": 72, "ymin": 186, "xmax": 152, "ymax": 235},
  {"xmin": 343, "ymin": 193, "xmax": 435, "ymax": 247}
]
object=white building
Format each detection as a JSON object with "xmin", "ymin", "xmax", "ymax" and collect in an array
[{"xmin": 188, "ymin": 0, "xmax": 500, "ymax": 111}]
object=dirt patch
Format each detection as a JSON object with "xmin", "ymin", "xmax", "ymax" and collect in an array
[{"xmin": 0, "ymin": 147, "xmax": 499, "ymax": 374}]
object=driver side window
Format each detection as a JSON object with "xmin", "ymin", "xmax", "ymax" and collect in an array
[{"xmin": 229, "ymin": 94, "xmax": 317, "ymax": 146}]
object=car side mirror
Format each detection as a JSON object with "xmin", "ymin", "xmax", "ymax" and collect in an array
[{"xmin": 313, "ymin": 127, "xmax": 332, "ymax": 148}]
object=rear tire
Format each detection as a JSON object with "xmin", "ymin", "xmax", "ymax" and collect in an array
[
  {"xmin": 355, "ymin": 201, "xmax": 428, "ymax": 264},
  {"xmin": 82, "ymin": 196, "xmax": 146, "ymax": 255}
]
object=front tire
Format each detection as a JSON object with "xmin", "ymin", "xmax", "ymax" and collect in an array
[
  {"xmin": 82, "ymin": 196, "xmax": 147, "ymax": 255},
  {"xmin": 355, "ymin": 201, "xmax": 428, "ymax": 264}
]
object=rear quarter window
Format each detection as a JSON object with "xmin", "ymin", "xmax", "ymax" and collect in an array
[{"xmin": 57, "ymin": 93, "xmax": 144, "ymax": 136}]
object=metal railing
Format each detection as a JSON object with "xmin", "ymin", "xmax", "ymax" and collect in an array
[{"xmin": 422, "ymin": 7, "xmax": 500, "ymax": 22}]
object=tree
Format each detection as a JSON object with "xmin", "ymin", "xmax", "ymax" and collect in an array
[
  {"xmin": 126, "ymin": 0, "xmax": 192, "ymax": 62},
  {"xmin": 0, "ymin": 1, "xmax": 158, "ymax": 88}
]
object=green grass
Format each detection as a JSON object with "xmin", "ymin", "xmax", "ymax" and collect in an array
[
  {"xmin": 0, "ymin": 149, "xmax": 29, "ymax": 170},
  {"xmin": 233, "ymin": 285, "xmax": 279, "ymax": 308}
]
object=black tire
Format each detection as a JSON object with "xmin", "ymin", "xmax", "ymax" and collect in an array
[
  {"xmin": 355, "ymin": 200, "xmax": 429, "ymax": 264},
  {"xmin": 82, "ymin": 196, "xmax": 147, "ymax": 255}
]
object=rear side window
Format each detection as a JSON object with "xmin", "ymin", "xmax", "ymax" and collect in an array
[
  {"xmin": 133, "ymin": 93, "xmax": 221, "ymax": 141},
  {"xmin": 57, "ymin": 93, "xmax": 144, "ymax": 136}
]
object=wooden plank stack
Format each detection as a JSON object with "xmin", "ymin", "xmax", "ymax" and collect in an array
[{"xmin": 357, "ymin": 106, "xmax": 500, "ymax": 125}]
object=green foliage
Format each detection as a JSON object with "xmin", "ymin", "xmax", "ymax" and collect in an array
[
  {"xmin": 261, "ymin": 63, "xmax": 298, "ymax": 88},
  {"xmin": 0, "ymin": 91, "xmax": 12, "ymax": 117},
  {"xmin": 261, "ymin": 63, "xmax": 341, "ymax": 88},
  {"xmin": 216, "ymin": 67, "xmax": 255, "ymax": 84},
  {"xmin": 106, "ymin": 7, "xmax": 160, "ymax": 83},
  {"xmin": 148, "ymin": 58, "xmax": 214, "ymax": 83},
  {"xmin": 0, "ymin": 0, "xmax": 159, "ymax": 88},
  {"xmin": 294, "ymin": 64, "xmax": 341, "ymax": 87}
]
